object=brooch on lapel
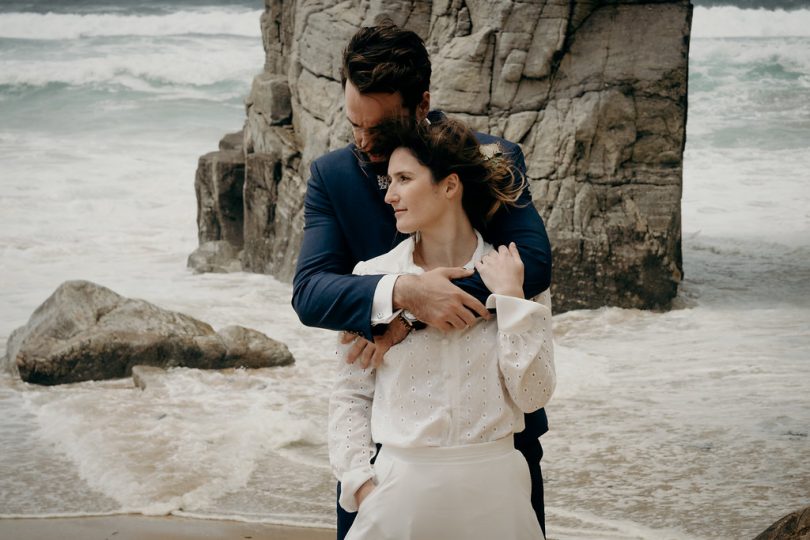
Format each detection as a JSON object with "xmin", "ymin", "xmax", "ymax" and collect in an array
[{"xmin": 377, "ymin": 174, "xmax": 391, "ymax": 190}]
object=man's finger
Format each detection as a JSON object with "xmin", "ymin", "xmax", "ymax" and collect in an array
[
  {"xmin": 346, "ymin": 338, "xmax": 367, "ymax": 364},
  {"xmin": 430, "ymin": 320, "xmax": 453, "ymax": 332},
  {"xmin": 441, "ymin": 267, "xmax": 475, "ymax": 280},
  {"xmin": 455, "ymin": 306, "xmax": 477, "ymax": 327},
  {"xmin": 359, "ymin": 342, "xmax": 375, "ymax": 369},
  {"xmin": 459, "ymin": 291, "xmax": 490, "ymax": 320},
  {"xmin": 371, "ymin": 346, "xmax": 386, "ymax": 369},
  {"xmin": 447, "ymin": 313, "xmax": 469, "ymax": 330},
  {"xmin": 340, "ymin": 332, "xmax": 355, "ymax": 345}
]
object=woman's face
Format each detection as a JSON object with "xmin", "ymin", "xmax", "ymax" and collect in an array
[{"xmin": 385, "ymin": 147, "xmax": 448, "ymax": 234}]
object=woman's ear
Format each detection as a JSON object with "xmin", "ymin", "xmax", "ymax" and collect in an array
[{"xmin": 442, "ymin": 173, "xmax": 461, "ymax": 199}]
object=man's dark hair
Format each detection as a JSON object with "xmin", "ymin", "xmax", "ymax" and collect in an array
[{"xmin": 341, "ymin": 18, "xmax": 431, "ymax": 112}]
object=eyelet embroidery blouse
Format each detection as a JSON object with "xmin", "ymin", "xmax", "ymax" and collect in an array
[{"xmin": 328, "ymin": 232, "xmax": 556, "ymax": 512}]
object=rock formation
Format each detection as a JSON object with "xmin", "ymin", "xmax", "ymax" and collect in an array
[
  {"xmin": 754, "ymin": 506, "xmax": 810, "ymax": 540},
  {"xmin": 187, "ymin": 240, "xmax": 242, "ymax": 274},
  {"xmin": 4, "ymin": 280, "xmax": 294, "ymax": 385},
  {"xmin": 194, "ymin": 0, "xmax": 692, "ymax": 312}
]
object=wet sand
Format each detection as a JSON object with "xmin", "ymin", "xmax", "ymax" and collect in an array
[{"xmin": 0, "ymin": 515, "xmax": 334, "ymax": 540}]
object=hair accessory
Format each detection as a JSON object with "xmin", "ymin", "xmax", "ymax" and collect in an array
[{"xmin": 479, "ymin": 143, "xmax": 503, "ymax": 161}]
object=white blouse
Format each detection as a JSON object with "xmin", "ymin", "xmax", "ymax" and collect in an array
[{"xmin": 328, "ymin": 232, "xmax": 556, "ymax": 512}]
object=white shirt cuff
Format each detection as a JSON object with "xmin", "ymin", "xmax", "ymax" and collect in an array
[
  {"xmin": 371, "ymin": 274, "xmax": 401, "ymax": 325},
  {"xmin": 486, "ymin": 293, "xmax": 546, "ymax": 334},
  {"xmin": 339, "ymin": 466, "xmax": 375, "ymax": 513}
]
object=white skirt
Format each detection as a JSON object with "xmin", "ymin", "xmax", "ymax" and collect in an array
[{"xmin": 346, "ymin": 437, "xmax": 544, "ymax": 540}]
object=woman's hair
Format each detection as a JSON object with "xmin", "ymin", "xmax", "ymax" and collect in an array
[{"xmin": 369, "ymin": 116, "xmax": 527, "ymax": 231}]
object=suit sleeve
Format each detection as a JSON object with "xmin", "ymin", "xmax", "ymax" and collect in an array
[
  {"xmin": 452, "ymin": 144, "xmax": 552, "ymax": 302},
  {"xmin": 292, "ymin": 159, "xmax": 382, "ymax": 340}
]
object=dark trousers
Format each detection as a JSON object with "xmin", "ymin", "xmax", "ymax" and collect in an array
[{"xmin": 336, "ymin": 434, "xmax": 545, "ymax": 539}]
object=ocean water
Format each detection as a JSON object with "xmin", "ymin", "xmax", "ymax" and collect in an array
[{"xmin": 0, "ymin": 3, "xmax": 808, "ymax": 539}]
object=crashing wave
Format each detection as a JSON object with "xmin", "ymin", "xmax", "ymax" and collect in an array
[
  {"xmin": 0, "ymin": 9, "xmax": 261, "ymax": 40},
  {"xmin": 692, "ymin": 6, "xmax": 810, "ymax": 37}
]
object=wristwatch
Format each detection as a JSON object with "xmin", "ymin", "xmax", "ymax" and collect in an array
[{"xmin": 399, "ymin": 311, "xmax": 426, "ymax": 330}]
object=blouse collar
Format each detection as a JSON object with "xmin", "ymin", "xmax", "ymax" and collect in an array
[{"xmin": 404, "ymin": 230, "xmax": 485, "ymax": 274}]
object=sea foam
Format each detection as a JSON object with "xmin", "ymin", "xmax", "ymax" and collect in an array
[
  {"xmin": 692, "ymin": 7, "xmax": 810, "ymax": 37},
  {"xmin": 0, "ymin": 9, "xmax": 262, "ymax": 40},
  {"xmin": 0, "ymin": 41, "xmax": 262, "ymax": 88},
  {"xmin": 20, "ymin": 368, "xmax": 326, "ymax": 514}
]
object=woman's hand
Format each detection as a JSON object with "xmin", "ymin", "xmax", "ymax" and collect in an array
[
  {"xmin": 339, "ymin": 316, "xmax": 412, "ymax": 368},
  {"xmin": 475, "ymin": 242, "xmax": 525, "ymax": 298},
  {"xmin": 355, "ymin": 478, "xmax": 376, "ymax": 508}
]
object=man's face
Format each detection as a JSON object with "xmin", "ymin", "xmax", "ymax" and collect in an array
[{"xmin": 344, "ymin": 80, "xmax": 408, "ymax": 162}]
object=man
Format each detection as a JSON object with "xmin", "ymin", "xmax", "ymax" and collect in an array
[{"xmin": 292, "ymin": 20, "xmax": 552, "ymax": 539}]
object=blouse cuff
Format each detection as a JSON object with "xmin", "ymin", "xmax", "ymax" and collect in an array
[
  {"xmin": 485, "ymin": 293, "xmax": 546, "ymax": 334},
  {"xmin": 339, "ymin": 466, "xmax": 375, "ymax": 513}
]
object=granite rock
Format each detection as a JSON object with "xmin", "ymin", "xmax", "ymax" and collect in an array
[
  {"xmin": 754, "ymin": 506, "xmax": 810, "ymax": 540},
  {"xmin": 187, "ymin": 240, "xmax": 242, "ymax": 274},
  {"xmin": 245, "ymin": 72, "xmax": 292, "ymax": 126},
  {"xmin": 193, "ymin": 0, "xmax": 692, "ymax": 312},
  {"xmin": 4, "ymin": 281, "xmax": 294, "ymax": 385},
  {"xmin": 195, "ymin": 147, "xmax": 245, "ymax": 249}
]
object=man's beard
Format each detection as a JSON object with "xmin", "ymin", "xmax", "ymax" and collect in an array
[
  {"xmin": 361, "ymin": 110, "xmax": 420, "ymax": 166},
  {"xmin": 369, "ymin": 159, "xmax": 389, "ymax": 176}
]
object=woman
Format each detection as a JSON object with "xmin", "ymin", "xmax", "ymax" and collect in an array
[{"xmin": 328, "ymin": 118, "xmax": 555, "ymax": 540}]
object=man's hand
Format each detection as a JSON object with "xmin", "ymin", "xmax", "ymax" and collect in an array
[
  {"xmin": 393, "ymin": 268, "xmax": 490, "ymax": 332},
  {"xmin": 339, "ymin": 316, "xmax": 412, "ymax": 368},
  {"xmin": 475, "ymin": 242, "xmax": 525, "ymax": 298},
  {"xmin": 355, "ymin": 478, "xmax": 375, "ymax": 508}
]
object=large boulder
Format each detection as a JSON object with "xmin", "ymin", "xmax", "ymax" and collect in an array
[
  {"xmin": 754, "ymin": 506, "xmax": 810, "ymax": 540},
  {"xmin": 4, "ymin": 281, "xmax": 294, "ymax": 385},
  {"xmin": 193, "ymin": 0, "xmax": 692, "ymax": 312}
]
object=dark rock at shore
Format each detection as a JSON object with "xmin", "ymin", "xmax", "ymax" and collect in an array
[
  {"xmin": 193, "ymin": 0, "xmax": 691, "ymax": 312},
  {"xmin": 217, "ymin": 324, "xmax": 294, "ymax": 369},
  {"xmin": 218, "ymin": 130, "xmax": 244, "ymax": 152},
  {"xmin": 241, "ymin": 133, "xmax": 304, "ymax": 281},
  {"xmin": 754, "ymin": 506, "xmax": 810, "ymax": 540},
  {"xmin": 195, "ymin": 133, "xmax": 246, "ymax": 250},
  {"xmin": 4, "ymin": 281, "xmax": 294, "ymax": 385},
  {"xmin": 187, "ymin": 240, "xmax": 242, "ymax": 274}
]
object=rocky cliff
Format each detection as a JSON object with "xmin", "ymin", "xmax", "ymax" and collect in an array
[{"xmin": 193, "ymin": 0, "xmax": 692, "ymax": 312}]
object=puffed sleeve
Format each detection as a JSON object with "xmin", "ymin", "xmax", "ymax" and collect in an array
[
  {"xmin": 486, "ymin": 290, "xmax": 555, "ymax": 412},
  {"xmin": 328, "ymin": 340, "xmax": 377, "ymax": 513}
]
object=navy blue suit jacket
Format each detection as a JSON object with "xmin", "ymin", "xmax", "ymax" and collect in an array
[{"xmin": 292, "ymin": 120, "xmax": 552, "ymax": 437}]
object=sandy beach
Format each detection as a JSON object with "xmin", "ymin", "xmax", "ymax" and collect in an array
[{"xmin": 0, "ymin": 515, "xmax": 334, "ymax": 540}]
